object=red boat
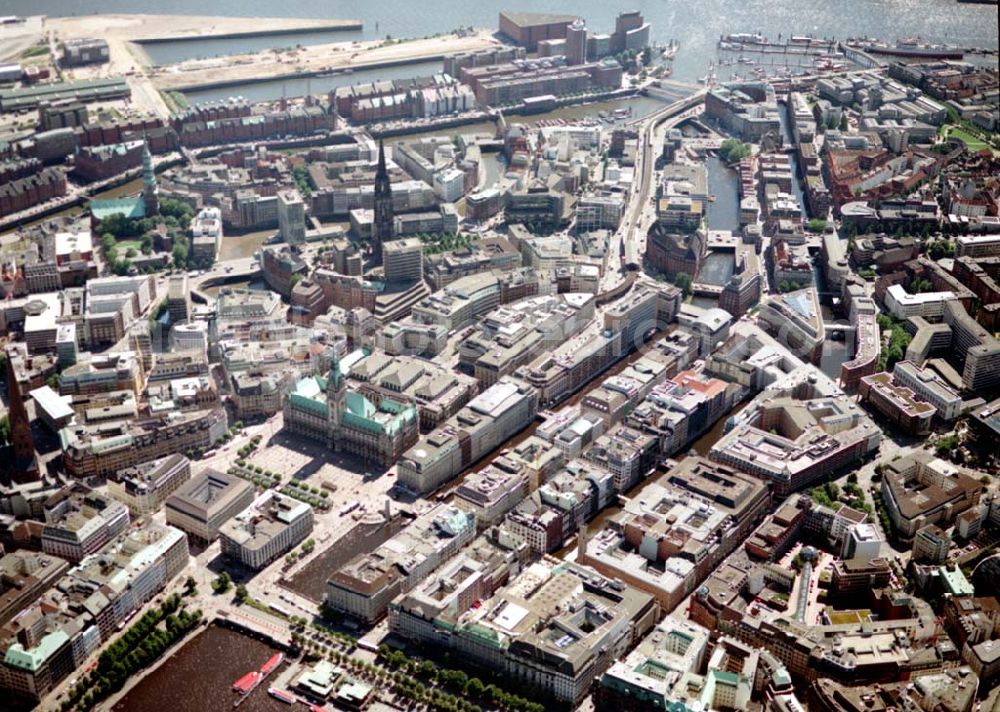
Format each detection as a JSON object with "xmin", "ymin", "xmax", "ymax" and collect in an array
[
  {"xmin": 232, "ymin": 671, "xmax": 261, "ymax": 695},
  {"xmin": 259, "ymin": 653, "xmax": 283, "ymax": 676},
  {"xmin": 268, "ymin": 687, "xmax": 296, "ymax": 704}
]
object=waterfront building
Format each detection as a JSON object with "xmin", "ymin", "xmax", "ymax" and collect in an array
[
  {"xmin": 189, "ymin": 206, "xmax": 222, "ymax": 265},
  {"xmin": 706, "ymin": 83, "xmax": 782, "ymax": 143},
  {"xmin": 711, "ymin": 395, "xmax": 881, "ymax": 497},
  {"xmin": 219, "ymin": 492, "xmax": 313, "ymax": 570},
  {"xmin": 397, "ymin": 377, "xmax": 538, "ymax": 495},
  {"xmin": 277, "ymin": 189, "xmax": 306, "ymax": 246},
  {"xmin": 0, "ymin": 522, "xmax": 187, "ymax": 704},
  {"xmin": 647, "ymin": 229, "xmax": 705, "ymax": 278},
  {"xmin": 165, "ymin": 469, "xmax": 255, "ymax": 544},
  {"xmin": 454, "ymin": 462, "xmax": 531, "ymax": 529},
  {"xmin": 498, "ymin": 11, "xmax": 580, "ymax": 50},
  {"xmin": 391, "ymin": 555, "xmax": 657, "ymax": 705},
  {"xmin": 757, "ymin": 288, "xmax": 824, "ymax": 365},
  {"xmin": 676, "ymin": 303, "xmax": 732, "ymax": 358}
]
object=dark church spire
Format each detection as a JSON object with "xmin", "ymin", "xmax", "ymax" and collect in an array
[{"xmin": 372, "ymin": 139, "xmax": 394, "ymax": 263}]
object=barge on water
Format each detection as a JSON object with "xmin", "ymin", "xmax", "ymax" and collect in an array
[{"xmin": 268, "ymin": 687, "xmax": 297, "ymax": 704}]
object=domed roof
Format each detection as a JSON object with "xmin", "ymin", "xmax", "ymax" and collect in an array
[{"xmin": 973, "ymin": 553, "xmax": 1000, "ymax": 596}]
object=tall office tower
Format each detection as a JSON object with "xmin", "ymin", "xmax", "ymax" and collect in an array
[{"xmin": 566, "ymin": 19, "xmax": 588, "ymax": 65}]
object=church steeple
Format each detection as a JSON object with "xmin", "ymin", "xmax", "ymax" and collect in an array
[
  {"xmin": 5, "ymin": 350, "xmax": 39, "ymax": 482},
  {"xmin": 142, "ymin": 139, "xmax": 158, "ymax": 215},
  {"xmin": 371, "ymin": 139, "xmax": 394, "ymax": 264}
]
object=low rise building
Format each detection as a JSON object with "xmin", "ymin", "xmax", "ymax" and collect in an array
[
  {"xmin": 0, "ymin": 522, "xmax": 187, "ymax": 704},
  {"xmin": 219, "ymin": 492, "xmax": 313, "ymax": 570},
  {"xmin": 389, "ymin": 556, "xmax": 658, "ymax": 705},
  {"xmin": 165, "ymin": 469, "xmax": 255, "ymax": 544},
  {"xmin": 711, "ymin": 394, "xmax": 881, "ymax": 497},
  {"xmin": 40, "ymin": 489, "xmax": 130, "ymax": 563},
  {"xmin": 398, "ymin": 377, "xmax": 538, "ymax": 495},
  {"xmin": 105, "ymin": 453, "xmax": 192, "ymax": 516},
  {"xmin": 580, "ymin": 456, "xmax": 770, "ymax": 613},
  {"xmin": 880, "ymin": 451, "xmax": 984, "ymax": 541},
  {"xmin": 858, "ymin": 371, "xmax": 935, "ymax": 435}
]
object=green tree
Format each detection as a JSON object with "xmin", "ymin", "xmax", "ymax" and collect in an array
[
  {"xmin": 159, "ymin": 198, "xmax": 195, "ymax": 228},
  {"xmin": 719, "ymin": 138, "xmax": 750, "ymax": 163},
  {"xmin": 211, "ymin": 572, "xmax": 232, "ymax": 594},
  {"xmin": 0, "ymin": 414, "xmax": 10, "ymax": 447},
  {"xmin": 674, "ymin": 272, "xmax": 693, "ymax": 297},
  {"xmin": 172, "ymin": 242, "xmax": 189, "ymax": 269},
  {"xmin": 235, "ymin": 584, "xmax": 249, "ymax": 603}
]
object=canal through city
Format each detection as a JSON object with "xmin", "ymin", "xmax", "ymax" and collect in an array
[{"xmin": 553, "ymin": 398, "xmax": 749, "ymax": 559}]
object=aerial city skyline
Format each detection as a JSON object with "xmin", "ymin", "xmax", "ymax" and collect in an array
[{"xmin": 0, "ymin": 3, "xmax": 998, "ymax": 711}]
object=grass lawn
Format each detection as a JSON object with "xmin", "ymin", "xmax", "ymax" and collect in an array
[
  {"xmin": 116, "ymin": 239, "xmax": 142, "ymax": 251},
  {"xmin": 942, "ymin": 125, "xmax": 989, "ymax": 151},
  {"xmin": 20, "ymin": 45, "xmax": 50, "ymax": 59},
  {"xmin": 825, "ymin": 608, "xmax": 872, "ymax": 625}
]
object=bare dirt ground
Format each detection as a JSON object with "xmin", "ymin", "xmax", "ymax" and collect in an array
[{"xmin": 149, "ymin": 29, "xmax": 501, "ymax": 92}]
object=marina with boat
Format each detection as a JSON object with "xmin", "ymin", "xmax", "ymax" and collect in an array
[{"xmin": 232, "ymin": 653, "xmax": 284, "ymax": 707}]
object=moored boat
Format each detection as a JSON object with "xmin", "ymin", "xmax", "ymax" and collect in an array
[{"xmin": 268, "ymin": 687, "xmax": 296, "ymax": 704}]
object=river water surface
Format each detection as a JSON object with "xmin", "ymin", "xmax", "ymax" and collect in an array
[{"xmin": 9, "ymin": 0, "xmax": 995, "ymax": 86}]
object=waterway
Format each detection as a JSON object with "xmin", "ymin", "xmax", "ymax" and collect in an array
[
  {"xmin": 218, "ymin": 229, "xmax": 273, "ymax": 262},
  {"xmin": 554, "ymin": 398, "xmax": 749, "ymax": 558},
  {"xmin": 705, "ymin": 155, "xmax": 740, "ymax": 233},
  {"xmin": 698, "ymin": 252, "xmax": 734, "ymax": 286},
  {"xmin": 16, "ymin": 0, "xmax": 996, "ymax": 85},
  {"xmin": 112, "ymin": 624, "xmax": 290, "ymax": 712}
]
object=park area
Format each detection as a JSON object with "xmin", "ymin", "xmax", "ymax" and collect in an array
[{"xmin": 941, "ymin": 124, "xmax": 991, "ymax": 152}]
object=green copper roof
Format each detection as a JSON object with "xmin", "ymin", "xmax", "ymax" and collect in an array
[
  {"xmin": 91, "ymin": 196, "xmax": 146, "ymax": 221},
  {"xmin": 4, "ymin": 630, "xmax": 70, "ymax": 672}
]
